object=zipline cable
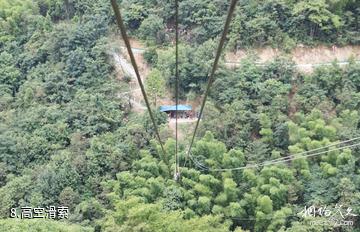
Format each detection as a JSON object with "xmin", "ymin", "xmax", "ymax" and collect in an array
[
  {"xmin": 184, "ymin": 0, "xmax": 239, "ymax": 167},
  {"xmin": 253, "ymin": 136, "xmax": 360, "ymax": 165},
  {"xmin": 111, "ymin": 0, "xmax": 168, "ymax": 165},
  {"xmin": 190, "ymin": 138, "xmax": 360, "ymax": 171},
  {"xmin": 111, "ymin": 0, "xmax": 357, "ymax": 175},
  {"xmin": 189, "ymin": 142, "xmax": 352, "ymax": 171},
  {"xmin": 190, "ymin": 139, "xmax": 360, "ymax": 171},
  {"xmin": 174, "ymin": 0, "xmax": 180, "ymax": 179}
]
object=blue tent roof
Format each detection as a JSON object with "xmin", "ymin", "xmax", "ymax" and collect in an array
[{"xmin": 159, "ymin": 105, "xmax": 192, "ymax": 112}]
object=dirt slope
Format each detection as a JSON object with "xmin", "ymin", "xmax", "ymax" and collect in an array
[{"xmin": 225, "ymin": 45, "xmax": 360, "ymax": 72}]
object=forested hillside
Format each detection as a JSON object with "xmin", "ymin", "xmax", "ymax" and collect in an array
[
  {"xmin": 0, "ymin": 0, "xmax": 360, "ymax": 231},
  {"xmin": 123, "ymin": 0, "xmax": 360, "ymax": 47}
]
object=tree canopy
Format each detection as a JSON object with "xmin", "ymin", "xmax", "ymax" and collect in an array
[{"xmin": 0, "ymin": 0, "xmax": 360, "ymax": 231}]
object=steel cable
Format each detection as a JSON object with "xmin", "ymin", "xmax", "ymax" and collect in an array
[
  {"xmin": 111, "ymin": 0, "xmax": 168, "ymax": 165},
  {"xmin": 189, "ymin": 138, "xmax": 360, "ymax": 171},
  {"xmin": 184, "ymin": 0, "xmax": 239, "ymax": 166}
]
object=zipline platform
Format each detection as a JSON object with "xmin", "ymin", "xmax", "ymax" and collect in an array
[{"xmin": 160, "ymin": 105, "xmax": 196, "ymax": 118}]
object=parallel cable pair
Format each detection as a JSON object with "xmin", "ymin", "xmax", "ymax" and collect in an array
[
  {"xmin": 111, "ymin": 0, "xmax": 355, "ymax": 175},
  {"xmin": 189, "ymin": 137, "xmax": 360, "ymax": 171},
  {"xmin": 111, "ymin": 0, "xmax": 181, "ymax": 179},
  {"xmin": 111, "ymin": 0, "xmax": 240, "ymax": 174}
]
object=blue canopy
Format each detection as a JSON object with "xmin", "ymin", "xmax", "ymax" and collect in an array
[{"xmin": 159, "ymin": 105, "xmax": 192, "ymax": 112}]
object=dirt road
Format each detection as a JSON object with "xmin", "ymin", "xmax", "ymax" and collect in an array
[
  {"xmin": 225, "ymin": 45, "xmax": 360, "ymax": 72},
  {"xmin": 118, "ymin": 40, "xmax": 360, "ymax": 72}
]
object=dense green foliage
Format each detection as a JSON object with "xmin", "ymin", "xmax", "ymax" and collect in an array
[
  {"xmin": 121, "ymin": 0, "xmax": 360, "ymax": 47},
  {"xmin": 1, "ymin": 0, "xmax": 360, "ymax": 231},
  {"xmin": 0, "ymin": 219, "xmax": 92, "ymax": 231}
]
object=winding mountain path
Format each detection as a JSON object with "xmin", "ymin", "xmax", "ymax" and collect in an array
[{"xmin": 119, "ymin": 43, "xmax": 360, "ymax": 72}]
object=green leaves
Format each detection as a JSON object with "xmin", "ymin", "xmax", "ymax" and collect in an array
[
  {"xmin": 1, "ymin": 1, "xmax": 360, "ymax": 231},
  {"xmin": 0, "ymin": 219, "xmax": 92, "ymax": 232},
  {"xmin": 0, "ymin": 52, "xmax": 21, "ymax": 94},
  {"xmin": 257, "ymin": 195, "xmax": 273, "ymax": 214},
  {"xmin": 156, "ymin": 40, "xmax": 217, "ymax": 94},
  {"xmin": 123, "ymin": 3, "xmax": 148, "ymax": 30},
  {"xmin": 293, "ymin": 0, "xmax": 342, "ymax": 30},
  {"xmin": 145, "ymin": 68, "xmax": 166, "ymax": 105},
  {"xmin": 0, "ymin": 175, "xmax": 32, "ymax": 218},
  {"xmin": 138, "ymin": 14, "xmax": 165, "ymax": 44}
]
